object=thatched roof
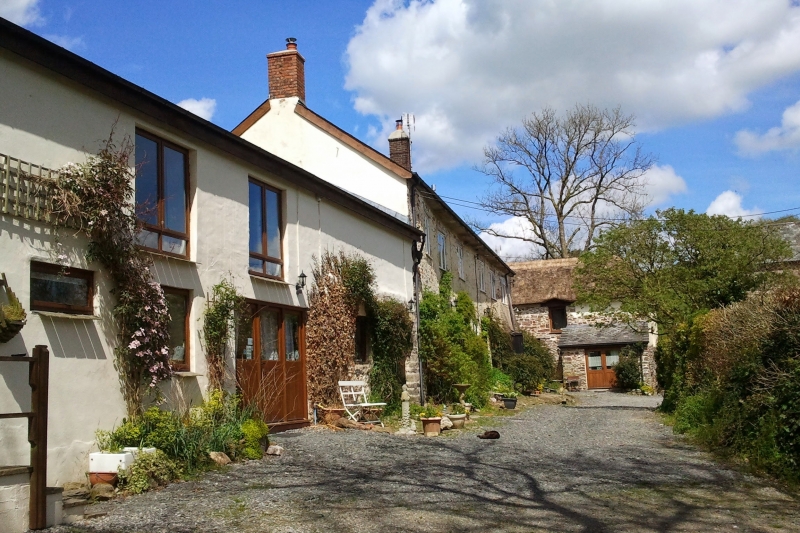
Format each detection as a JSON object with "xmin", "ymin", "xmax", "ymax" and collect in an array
[
  {"xmin": 509, "ymin": 258, "xmax": 578, "ymax": 305},
  {"xmin": 558, "ymin": 322, "xmax": 649, "ymax": 348}
]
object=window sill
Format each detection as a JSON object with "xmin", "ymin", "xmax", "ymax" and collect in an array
[
  {"xmin": 173, "ymin": 371, "xmax": 201, "ymax": 378},
  {"xmin": 249, "ymin": 273, "xmax": 289, "ymax": 285},
  {"xmin": 145, "ymin": 251, "xmax": 196, "ymax": 264},
  {"xmin": 33, "ymin": 310, "xmax": 98, "ymax": 320}
]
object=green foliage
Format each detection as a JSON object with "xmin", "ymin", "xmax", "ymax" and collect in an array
[
  {"xmin": 202, "ymin": 278, "xmax": 246, "ymax": 391},
  {"xmin": 419, "ymin": 403, "xmax": 443, "ymax": 418},
  {"xmin": 490, "ymin": 368, "xmax": 514, "ymax": 391},
  {"xmin": 419, "ymin": 273, "xmax": 492, "ymax": 407},
  {"xmin": 449, "ymin": 403, "xmax": 466, "ymax": 415},
  {"xmin": 666, "ymin": 288, "xmax": 800, "ymax": 483},
  {"xmin": 368, "ymin": 298, "xmax": 413, "ymax": 413},
  {"xmin": 503, "ymin": 332, "xmax": 555, "ymax": 391},
  {"xmin": 614, "ymin": 343, "xmax": 645, "ymax": 390},
  {"xmin": 575, "ymin": 208, "xmax": 791, "ymax": 330},
  {"xmin": 96, "ymin": 391, "xmax": 264, "ymax": 480},
  {"xmin": 117, "ymin": 450, "xmax": 181, "ymax": 495},
  {"xmin": 1, "ymin": 281, "xmax": 26, "ymax": 322},
  {"xmin": 240, "ymin": 419, "xmax": 270, "ymax": 460},
  {"xmin": 481, "ymin": 313, "xmax": 514, "ymax": 370}
]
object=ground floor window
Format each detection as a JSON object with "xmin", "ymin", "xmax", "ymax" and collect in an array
[
  {"xmin": 30, "ymin": 261, "xmax": 94, "ymax": 315},
  {"xmin": 163, "ymin": 286, "xmax": 190, "ymax": 370}
]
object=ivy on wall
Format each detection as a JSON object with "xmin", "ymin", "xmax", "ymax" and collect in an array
[{"xmin": 306, "ymin": 250, "xmax": 412, "ymax": 409}]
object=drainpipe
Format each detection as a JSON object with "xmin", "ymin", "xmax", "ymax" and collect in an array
[{"xmin": 410, "ymin": 180, "xmax": 426, "ymax": 404}]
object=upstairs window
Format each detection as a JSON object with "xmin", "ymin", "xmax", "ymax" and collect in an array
[
  {"xmin": 457, "ymin": 245, "xmax": 465, "ymax": 280},
  {"xmin": 477, "ymin": 260, "xmax": 486, "ymax": 292},
  {"xmin": 501, "ymin": 277, "xmax": 509, "ymax": 303},
  {"xmin": 30, "ymin": 261, "xmax": 94, "ymax": 315},
  {"xmin": 549, "ymin": 305, "xmax": 568, "ymax": 332},
  {"xmin": 135, "ymin": 131, "xmax": 189, "ymax": 258},
  {"xmin": 249, "ymin": 179, "xmax": 283, "ymax": 279},
  {"xmin": 437, "ymin": 232, "xmax": 448, "ymax": 270},
  {"xmin": 424, "ymin": 216, "xmax": 431, "ymax": 254},
  {"xmin": 490, "ymin": 271, "xmax": 497, "ymax": 300}
]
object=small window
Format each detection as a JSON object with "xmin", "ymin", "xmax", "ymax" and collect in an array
[
  {"xmin": 437, "ymin": 232, "xmax": 448, "ymax": 271},
  {"xmin": 285, "ymin": 313, "xmax": 300, "ymax": 362},
  {"xmin": 163, "ymin": 287, "xmax": 190, "ymax": 370},
  {"xmin": 135, "ymin": 131, "xmax": 189, "ymax": 258},
  {"xmin": 30, "ymin": 261, "xmax": 94, "ymax": 315},
  {"xmin": 549, "ymin": 305, "xmax": 568, "ymax": 331},
  {"xmin": 606, "ymin": 349, "xmax": 620, "ymax": 369},
  {"xmin": 587, "ymin": 351, "xmax": 602, "ymax": 370},
  {"xmin": 490, "ymin": 271, "xmax": 497, "ymax": 300},
  {"xmin": 249, "ymin": 179, "xmax": 283, "ymax": 279},
  {"xmin": 355, "ymin": 316, "xmax": 368, "ymax": 363},
  {"xmin": 477, "ymin": 260, "xmax": 486, "ymax": 292},
  {"xmin": 457, "ymin": 245, "xmax": 465, "ymax": 280},
  {"xmin": 501, "ymin": 277, "xmax": 508, "ymax": 303}
]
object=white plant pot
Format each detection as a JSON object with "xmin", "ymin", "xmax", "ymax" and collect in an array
[{"xmin": 89, "ymin": 452, "xmax": 134, "ymax": 473}]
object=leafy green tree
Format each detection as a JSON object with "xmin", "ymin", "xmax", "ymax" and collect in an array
[{"xmin": 575, "ymin": 208, "xmax": 792, "ymax": 329}]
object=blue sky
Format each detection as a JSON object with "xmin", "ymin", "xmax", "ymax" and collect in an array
[{"xmin": 4, "ymin": 0, "xmax": 800, "ymax": 259}]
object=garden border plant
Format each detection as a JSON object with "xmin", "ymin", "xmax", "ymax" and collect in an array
[{"xmin": 202, "ymin": 278, "xmax": 246, "ymax": 392}]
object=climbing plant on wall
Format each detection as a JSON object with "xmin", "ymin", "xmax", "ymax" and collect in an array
[
  {"xmin": 201, "ymin": 278, "xmax": 246, "ymax": 392},
  {"xmin": 48, "ymin": 131, "xmax": 171, "ymax": 416},
  {"xmin": 306, "ymin": 250, "xmax": 412, "ymax": 409}
]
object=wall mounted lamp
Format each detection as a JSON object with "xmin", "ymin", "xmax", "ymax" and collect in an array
[{"xmin": 296, "ymin": 271, "xmax": 307, "ymax": 292}]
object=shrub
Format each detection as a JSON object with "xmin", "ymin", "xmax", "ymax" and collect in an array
[
  {"xmin": 503, "ymin": 332, "xmax": 555, "ymax": 391},
  {"xmin": 369, "ymin": 298, "xmax": 413, "ymax": 413},
  {"xmin": 614, "ymin": 343, "xmax": 645, "ymax": 390},
  {"xmin": 490, "ymin": 368, "xmax": 513, "ymax": 391},
  {"xmin": 241, "ymin": 419, "xmax": 270, "ymax": 460},
  {"xmin": 117, "ymin": 450, "xmax": 181, "ymax": 495}
]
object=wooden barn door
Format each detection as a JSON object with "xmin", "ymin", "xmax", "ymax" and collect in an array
[
  {"xmin": 585, "ymin": 348, "xmax": 620, "ymax": 389},
  {"xmin": 236, "ymin": 305, "xmax": 307, "ymax": 426}
]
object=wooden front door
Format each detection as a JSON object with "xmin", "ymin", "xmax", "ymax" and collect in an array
[
  {"xmin": 585, "ymin": 347, "xmax": 621, "ymax": 389},
  {"xmin": 236, "ymin": 305, "xmax": 307, "ymax": 425}
]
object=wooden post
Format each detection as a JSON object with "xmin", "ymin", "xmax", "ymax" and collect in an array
[{"xmin": 28, "ymin": 345, "xmax": 49, "ymax": 530}]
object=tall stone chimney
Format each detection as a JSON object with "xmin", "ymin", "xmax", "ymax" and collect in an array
[
  {"xmin": 267, "ymin": 37, "xmax": 305, "ymax": 103},
  {"xmin": 388, "ymin": 119, "xmax": 411, "ymax": 171}
]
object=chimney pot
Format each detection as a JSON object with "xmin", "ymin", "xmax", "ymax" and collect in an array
[{"xmin": 286, "ymin": 37, "xmax": 297, "ymax": 50}]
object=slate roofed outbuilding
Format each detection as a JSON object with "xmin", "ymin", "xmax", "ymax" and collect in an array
[{"xmin": 557, "ymin": 322, "xmax": 649, "ymax": 348}]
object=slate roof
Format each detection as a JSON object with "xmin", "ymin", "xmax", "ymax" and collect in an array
[
  {"xmin": 558, "ymin": 322, "xmax": 649, "ymax": 348},
  {"xmin": 509, "ymin": 258, "xmax": 578, "ymax": 305}
]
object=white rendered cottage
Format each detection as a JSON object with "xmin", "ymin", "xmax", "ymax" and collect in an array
[{"xmin": 0, "ymin": 17, "xmax": 421, "ymax": 518}]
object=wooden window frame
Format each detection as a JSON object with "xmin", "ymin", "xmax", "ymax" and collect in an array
[
  {"xmin": 457, "ymin": 244, "xmax": 465, "ymax": 280},
  {"xmin": 490, "ymin": 271, "xmax": 497, "ymax": 301},
  {"xmin": 477, "ymin": 260, "xmax": 486, "ymax": 293},
  {"xmin": 163, "ymin": 286, "xmax": 190, "ymax": 371},
  {"xmin": 548, "ymin": 304, "xmax": 568, "ymax": 333},
  {"xmin": 248, "ymin": 178, "xmax": 284, "ymax": 280},
  {"xmin": 437, "ymin": 231, "xmax": 448, "ymax": 271},
  {"xmin": 134, "ymin": 129, "xmax": 191, "ymax": 259},
  {"xmin": 29, "ymin": 261, "xmax": 94, "ymax": 315}
]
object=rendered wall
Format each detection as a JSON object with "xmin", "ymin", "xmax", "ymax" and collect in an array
[
  {"xmin": 0, "ymin": 50, "xmax": 413, "ymax": 486},
  {"xmin": 240, "ymin": 97, "xmax": 411, "ymax": 218}
]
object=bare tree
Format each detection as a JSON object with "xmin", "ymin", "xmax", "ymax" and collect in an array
[{"xmin": 474, "ymin": 105, "xmax": 654, "ymax": 259}]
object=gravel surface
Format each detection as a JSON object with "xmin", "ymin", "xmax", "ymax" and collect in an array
[{"xmin": 50, "ymin": 392, "xmax": 800, "ymax": 533}]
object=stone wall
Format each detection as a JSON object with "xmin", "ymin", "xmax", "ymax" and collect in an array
[{"xmin": 560, "ymin": 348, "xmax": 588, "ymax": 390}]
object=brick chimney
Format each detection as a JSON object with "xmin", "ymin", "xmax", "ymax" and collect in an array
[
  {"xmin": 388, "ymin": 119, "xmax": 411, "ymax": 171},
  {"xmin": 267, "ymin": 37, "xmax": 306, "ymax": 103}
]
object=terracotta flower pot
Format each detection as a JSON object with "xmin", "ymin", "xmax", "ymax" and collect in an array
[
  {"xmin": 89, "ymin": 472, "xmax": 118, "ymax": 487},
  {"xmin": 420, "ymin": 417, "xmax": 442, "ymax": 437},
  {"xmin": 448, "ymin": 413, "xmax": 466, "ymax": 429}
]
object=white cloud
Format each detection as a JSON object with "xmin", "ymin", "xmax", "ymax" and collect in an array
[
  {"xmin": 642, "ymin": 164, "xmax": 688, "ymax": 206},
  {"xmin": 734, "ymin": 99, "xmax": 800, "ymax": 154},
  {"xmin": 706, "ymin": 190, "xmax": 759, "ymax": 218},
  {"xmin": 0, "ymin": 0, "xmax": 42, "ymax": 26},
  {"xmin": 177, "ymin": 98, "xmax": 217, "ymax": 121},
  {"xmin": 44, "ymin": 34, "xmax": 85, "ymax": 51},
  {"xmin": 346, "ymin": 0, "xmax": 800, "ymax": 172},
  {"xmin": 479, "ymin": 217, "xmax": 541, "ymax": 261}
]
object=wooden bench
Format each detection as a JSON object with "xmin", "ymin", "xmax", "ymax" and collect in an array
[{"xmin": 338, "ymin": 380, "xmax": 387, "ymax": 427}]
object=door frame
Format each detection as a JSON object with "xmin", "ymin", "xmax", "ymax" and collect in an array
[
  {"xmin": 584, "ymin": 346, "xmax": 622, "ymax": 389},
  {"xmin": 235, "ymin": 299, "xmax": 308, "ymax": 430}
]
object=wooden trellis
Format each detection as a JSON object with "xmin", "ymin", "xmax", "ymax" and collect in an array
[{"xmin": 0, "ymin": 153, "xmax": 58, "ymax": 223}]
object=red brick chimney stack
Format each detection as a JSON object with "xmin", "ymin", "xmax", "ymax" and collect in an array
[
  {"xmin": 388, "ymin": 119, "xmax": 411, "ymax": 171},
  {"xmin": 267, "ymin": 37, "xmax": 306, "ymax": 103}
]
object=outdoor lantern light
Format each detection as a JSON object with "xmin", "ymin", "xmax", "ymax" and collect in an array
[
  {"xmin": 296, "ymin": 271, "xmax": 307, "ymax": 292},
  {"xmin": 408, "ymin": 298, "xmax": 415, "ymax": 311}
]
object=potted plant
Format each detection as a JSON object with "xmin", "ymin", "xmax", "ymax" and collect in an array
[
  {"xmin": 448, "ymin": 403, "xmax": 467, "ymax": 429},
  {"xmin": 534, "ymin": 383, "xmax": 544, "ymax": 396},
  {"xmin": 419, "ymin": 404, "xmax": 443, "ymax": 437},
  {"xmin": 0, "ymin": 275, "xmax": 26, "ymax": 344},
  {"xmin": 501, "ymin": 391, "xmax": 518, "ymax": 410}
]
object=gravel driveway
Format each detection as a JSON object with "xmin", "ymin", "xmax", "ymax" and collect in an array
[{"xmin": 51, "ymin": 392, "xmax": 800, "ymax": 533}]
